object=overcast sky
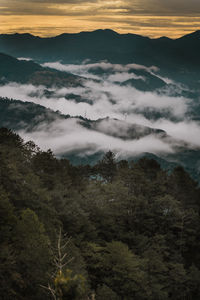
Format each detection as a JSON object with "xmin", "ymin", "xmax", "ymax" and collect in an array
[{"xmin": 0, "ymin": 0, "xmax": 200, "ymax": 37}]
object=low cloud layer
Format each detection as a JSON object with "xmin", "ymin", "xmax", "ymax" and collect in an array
[
  {"xmin": 42, "ymin": 61, "xmax": 159, "ymax": 74},
  {"xmin": 0, "ymin": 60, "xmax": 199, "ymax": 157},
  {"xmin": 18, "ymin": 118, "xmax": 174, "ymax": 158}
]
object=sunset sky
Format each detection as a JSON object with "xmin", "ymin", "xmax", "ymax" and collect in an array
[{"xmin": 0, "ymin": 0, "xmax": 200, "ymax": 38}]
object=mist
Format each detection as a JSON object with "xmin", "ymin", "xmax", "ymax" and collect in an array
[
  {"xmin": 0, "ymin": 60, "xmax": 199, "ymax": 158},
  {"xmin": 18, "ymin": 118, "xmax": 174, "ymax": 158}
]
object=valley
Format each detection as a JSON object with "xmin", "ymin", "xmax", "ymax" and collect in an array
[{"xmin": 0, "ymin": 34, "xmax": 199, "ymax": 182}]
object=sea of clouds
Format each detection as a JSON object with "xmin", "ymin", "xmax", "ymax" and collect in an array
[{"xmin": 0, "ymin": 60, "xmax": 199, "ymax": 158}]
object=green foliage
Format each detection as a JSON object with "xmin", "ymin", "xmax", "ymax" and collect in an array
[
  {"xmin": 0, "ymin": 53, "xmax": 82, "ymax": 87},
  {"xmin": 54, "ymin": 269, "xmax": 87, "ymax": 300},
  {"xmin": 96, "ymin": 284, "xmax": 120, "ymax": 300},
  {"xmin": 0, "ymin": 189, "xmax": 19, "ymax": 299},
  {"xmin": 0, "ymin": 128, "xmax": 200, "ymax": 299},
  {"xmin": 14, "ymin": 209, "xmax": 52, "ymax": 299},
  {"xmin": 95, "ymin": 151, "xmax": 117, "ymax": 182},
  {"xmin": 102, "ymin": 241, "xmax": 146, "ymax": 299}
]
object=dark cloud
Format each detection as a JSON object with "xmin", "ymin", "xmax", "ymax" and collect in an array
[
  {"xmin": 1, "ymin": 0, "xmax": 200, "ymax": 16},
  {"xmin": 0, "ymin": 0, "xmax": 200, "ymax": 37},
  {"xmin": 125, "ymin": 0, "xmax": 200, "ymax": 16}
]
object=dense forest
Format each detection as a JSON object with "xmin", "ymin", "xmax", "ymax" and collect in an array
[{"xmin": 0, "ymin": 127, "xmax": 200, "ymax": 300}]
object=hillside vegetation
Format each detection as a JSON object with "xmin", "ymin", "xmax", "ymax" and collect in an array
[
  {"xmin": 0, "ymin": 53, "xmax": 83, "ymax": 87},
  {"xmin": 1, "ymin": 128, "xmax": 200, "ymax": 300}
]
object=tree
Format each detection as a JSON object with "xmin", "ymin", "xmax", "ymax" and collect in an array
[
  {"xmin": 95, "ymin": 151, "xmax": 117, "ymax": 182},
  {"xmin": 96, "ymin": 284, "xmax": 120, "ymax": 300},
  {"xmin": 0, "ymin": 188, "xmax": 21, "ymax": 299},
  {"xmin": 102, "ymin": 241, "xmax": 146, "ymax": 299},
  {"xmin": 41, "ymin": 228, "xmax": 88, "ymax": 300},
  {"xmin": 84, "ymin": 241, "xmax": 146, "ymax": 299},
  {"xmin": 14, "ymin": 209, "xmax": 52, "ymax": 299}
]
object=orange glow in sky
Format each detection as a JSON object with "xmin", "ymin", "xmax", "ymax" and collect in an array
[{"xmin": 0, "ymin": 0, "xmax": 200, "ymax": 38}]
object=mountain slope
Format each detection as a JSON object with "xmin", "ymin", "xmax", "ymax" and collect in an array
[
  {"xmin": 0, "ymin": 53, "xmax": 83, "ymax": 87},
  {"xmin": 1, "ymin": 30, "xmax": 199, "ymax": 89},
  {"xmin": 0, "ymin": 96, "xmax": 199, "ymax": 182},
  {"xmin": 0, "ymin": 30, "xmax": 199, "ymax": 67},
  {"xmin": 0, "ymin": 97, "xmax": 165, "ymax": 138}
]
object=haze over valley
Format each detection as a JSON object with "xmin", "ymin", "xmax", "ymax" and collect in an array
[
  {"xmin": 0, "ymin": 30, "xmax": 200, "ymax": 181},
  {"xmin": 1, "ymin": 1, "xmax": 200, "ymax": 296}
]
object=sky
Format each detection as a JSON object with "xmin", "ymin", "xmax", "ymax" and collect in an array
[{"xmin": 0, "ymin": 0, "xmax": 200, "ymax": 38}]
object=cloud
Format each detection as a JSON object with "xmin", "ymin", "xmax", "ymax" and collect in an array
[
  {"xmin": 0, "ymin": 0, "xmax": 200, "ymax": 39},
  {"xmin": 1, "ymin": 0, "xmax": 200, "ymax": 16},
  {"xmin": 42, "ymin": 61, "xmax": 159, "ymax": 74},
  {"xmin": 0, "ymin": 76, "xmax": 189, "ymax": 121},
  {"xmin": 153, "ymin": 119, "xmax": 200, "ymax": 147},
  {"xmin": 18, "ymin": 117, "xmax": 174, "ymax": 157},
  {"xmin": 18, "ymin": 57, "xmax": 33, "ymax": 61},
  {"xmin": 107, "ymin": 72, "xmax": 145, "ymax": 82},
  {"xmin": 0, "ymin": 60, "xmax": 199, "ymax": 157}
]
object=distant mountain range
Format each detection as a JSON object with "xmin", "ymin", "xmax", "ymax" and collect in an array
[
  {"xmin": 0, "ymin": 29, "xmax": 200, "ymax": 89},
  {"xmin": 0, "ymin": 29, "xmax": 200, "ymax": 67}
]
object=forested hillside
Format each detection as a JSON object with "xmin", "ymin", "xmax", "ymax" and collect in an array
[
  {"xmin": 0, "ymin": 53, "xmax": 83, "ymax": 87},
  {"xmin": 1, "ymin": 128, "xmax": 200, "ymax": 300}
]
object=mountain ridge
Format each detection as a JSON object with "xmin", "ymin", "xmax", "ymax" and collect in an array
[
  {"xmin": 0, "ymin": 52, "xmax": 84, "ymax": 87},
  {"xmin": 1, "ymin": 29, "xmax": 199, "ymax": 88},
  {"xmin": 1, "ymin": 29, "xmax": 200, "ymax": 40},
  {"xmin": 1, "ymin": 96, "xmax": 200, "ymax": 182}
]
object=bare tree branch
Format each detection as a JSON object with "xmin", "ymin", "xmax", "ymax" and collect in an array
[{"xmin": 40, "ymin": 227, "xmax": 74, "ymax": 300}]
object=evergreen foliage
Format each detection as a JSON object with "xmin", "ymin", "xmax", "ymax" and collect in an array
[{"xmin": 0, "ymin": 128, "xmax": 200, "ymax": 299}]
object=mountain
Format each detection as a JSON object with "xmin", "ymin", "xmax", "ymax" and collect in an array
[
  {"xmin": 0, "ymin": 96, "xmax": 199, "ymax": 182},
  {"xmin": 0, "ymin": 30, "xmax": 152, "ymax": 64},
  {"xmin": 87, "ymin": 117, "xmax": 166, "ymax": 140},
  {"xmin": 0, "ymin": 52, "xmax": 42, "ymax": 83},
  {"xmin": 0, "ymin": 97, "xmax": 70, "ymax": 131},
  {"xmin": 0, "ymin": 30, "xmax": 199, "ymax": 67},
  {"xmin": 0, "ymin": 52, "xmax": 180, "ymax": 94},
  {"xmin": 0, "ymin": 53, "xmax": 83, "ymax": 87},
  {"xmin": 1, "ymin": 29, "xmax": 200, "ymax": 91},
  {"xmin": 0, "ymin": 31, "xmax": 200, "ymax": 183},
  {"xmin": 177, "ymin": 30, "xmax": 200, "ymax": 41},
  {"xmin": 0, "ymin": 97, "xmax": 166, "ymax": 138}
]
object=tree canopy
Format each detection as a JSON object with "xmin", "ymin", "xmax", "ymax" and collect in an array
[{"xmin": 0, "ymin": 128, "xmax": 200, "ymax": 299}]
